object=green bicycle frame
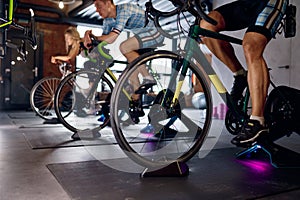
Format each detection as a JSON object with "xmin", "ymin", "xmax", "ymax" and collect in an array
[
  {"xmin": 170, "ymin": 22, "xmax": 244, "ymax": 118},
  {"xmin": 0, "ymin": 0, "xmax": 14, "ymax": 28},
  {"xmin": 84, "ymin": 42, "xmax": 131, "ymax": 101}
]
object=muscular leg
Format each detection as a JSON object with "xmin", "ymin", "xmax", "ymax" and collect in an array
[
  {"xmin": 119, "ymin": 37, "xmax": 139, "ymax": 63},
  {"xmin": 200, "ymin": 11, "xmax": 244, "ymax": 73},
  {"xmin": 243, "ymin": 32, "xmax": 269, "ymax": 119},
  {"xmin": 231, "ymin": 32, "xmax": 270, "ymax": 145},
  {"xmin": 119, "ymin": 37, "xmax": 152, "ymax": 91}
]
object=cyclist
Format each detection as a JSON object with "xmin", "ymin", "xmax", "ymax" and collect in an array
[
  {"xmin": 50, "ymin": 27, "xmax": 85, "ymax": 120},
  {"xmin": 51, "ymin": 26, "xmax": 81, "ymax": 71},
  {"xmin": 200, "ymin": 0, "xmax": 288, "ymax": 146},
  {"xmin": 83, "ymin": 0, "xmax": 164, "ymax": 94}
]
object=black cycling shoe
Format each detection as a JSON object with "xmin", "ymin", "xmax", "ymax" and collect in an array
[
  {"xmin": 127, "ymin": 100, "xmax": 145, "ymax": 125},
  {"xmin": 135, "ymin": 79, "xmax": 156, "ymax": 94},
  {"xmin": 230, "ymin": 74, "xmax": 248, "ymax": 104},
  {"xmin": 129, "ymin": 100, "xmax": 145, "ymax": 117},
  {"xmin": 231, "ymin": 119, "xmax": 269, "ymax": 147}
]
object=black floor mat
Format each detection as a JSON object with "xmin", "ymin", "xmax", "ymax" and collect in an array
[
  {"xmin": 7, "ymin": 111, "xmax": 37, "ymax": 119},
  {"xmin": 47, "ymin": 148, "xmax": 300, "ymax": 200},
  {"xmin": 23, "ymin": 128, "xmax": 117, "ymax": 149},
  {"xmin": 22, "ymin": 126, "xmax": 207, "ymax": 149}
]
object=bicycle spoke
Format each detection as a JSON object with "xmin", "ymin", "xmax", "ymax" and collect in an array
[
  {"xmin": 111, "ymin": 51, "xmax": 212, "ymax": 168},
  {"xmin": 30, "ymin": 77, "xmax": 60, "ymax": 120},
  {"xmin": 54, "ymin": 70, "xmax": 114, "ymax": 133}
]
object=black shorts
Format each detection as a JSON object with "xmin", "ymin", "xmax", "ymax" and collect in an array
[{"xmin": 216, "ymin": 0, "xmax": 288, "ymax": 39}]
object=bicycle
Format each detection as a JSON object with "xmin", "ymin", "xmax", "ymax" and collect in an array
[
  {"xmin": 109, "ymin": 0, "xmax": 299, "ymax": 171},
  {"xmin": 1, "ymin": 0, "xmax": 37, "ymax": 61},
  {"xmin": 54, "ymin": 38, "xmax": 140, "ymax": 135},
  {"xmin": 54, "ymin": 37, "xmax": 161, "ymax": 138},
  {"xmin": 29, "ymin": 61, "xmax": 73, "ymax": 121}
]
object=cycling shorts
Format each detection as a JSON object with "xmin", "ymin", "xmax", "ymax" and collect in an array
[
  {"xmin": 216, "ymin": 0, "xmax": 288, "ymax": 39},
  {"xmin": 133, "ymin": 21, "xmax": 164, "ymax": 49}
]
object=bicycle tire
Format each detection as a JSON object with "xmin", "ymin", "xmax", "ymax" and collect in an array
[
  {"xmin": 54, "ymin": 70, "xmax": 114, "ymax": 133},
  {"xmin": 110, "ymin": 50, "xmax": 213, "ymax": 169},
  {"xmin": 30, "ymin": 77, "xmax": 61, "ymax": 120}
]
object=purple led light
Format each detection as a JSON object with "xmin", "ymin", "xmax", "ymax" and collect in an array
[{"xmin": 237, "ymin": 159, "xmax": 272, "ymax": 173}]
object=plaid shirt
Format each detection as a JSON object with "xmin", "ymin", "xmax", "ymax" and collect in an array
[{"xmin": 102, "ymin": 4, "xmax": 151, "ymax": 35}]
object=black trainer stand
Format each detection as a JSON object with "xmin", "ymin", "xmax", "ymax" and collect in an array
[
  {"xmin": 236, "ymin": 134, "xmax": 300, "ymax": 168},
  {"xmin": 43, "ymin": 117, "xmax": 61, "ymax": 124},
  {"xmin": 141, "ymin": 161, "xmax": 189, "ymax": 177}
]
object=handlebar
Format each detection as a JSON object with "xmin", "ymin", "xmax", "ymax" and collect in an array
[
  {"xmin": 17, "ymin": 8, "xmax": 37, "ymax": 62},
  {"xmin": 1, "ymin": 5, "xmax": 37, "ymax": 62},
  {"xmin": 192, "ymin": 0, "xmax": 217, "ymax": 25},
  {"xmin": 97, "ymin": 41, "xmax": 113, "ymax": 60},
  {"xmin": 169, "ymin": 0, "xmax": 216, "ymax": 23},
  {"xmin": 26, "ymin": 8, "xmax": 37, "ymax": 50},
  {"xmin": 17, "ymin": 8, "xmax": 37, "ymax": 51},
  {"xmin": 86, "ymin": 35, "xmax": 113, "ymax": 60},
  {"xmin": 145, "ymin": 1, "xmax": 182, "ymax": 38},
  {"xmin": 145, "ymin": 0, "xmax": 217, "ymax": 38}
]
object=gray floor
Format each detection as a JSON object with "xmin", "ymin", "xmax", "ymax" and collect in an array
[
  {"xmin": 0, "ymin": 110, "xmax": 299, "ymax": 200},
  {"xmin": 0, "ymin": 111, "xmax": 94, "ymax": 200}
]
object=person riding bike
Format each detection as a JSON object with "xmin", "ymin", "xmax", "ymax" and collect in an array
[
  {"xmin": 83, "ymin": 0, "xmax": 164, "ymax": 95},
  {"xmin": 200, "ymin": 0, "xmax": 288, "ymax": 146},
  {"xmin": 51, "ymin": 26, "xmax": 81, "ymax": 71}
]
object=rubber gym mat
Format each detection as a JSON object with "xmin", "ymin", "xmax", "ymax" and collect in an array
[
  {"xmin": 47, "ymin": 148, "xmax": 300, "ymax": 200},
  {"xmin": 7, "ymin": 111, "xmax": 39, "ymax": 119},
  {"xmin": 22, "ymin": 128, "xmax": 117, "ymax": 149},
  {"xmin": 22, "ymin": 123, "xmax": 216, "ymax": 149},
  {"xmin": 18, "ymin": 122, "xmax": 63, "ymax": 129},
  {"xmin": 10, "ymin": 116, "xmax": 62, "ymax": 129},
  {"xmin": 22, "ymin": 128, "xmax": 196, "ymax": 150}
]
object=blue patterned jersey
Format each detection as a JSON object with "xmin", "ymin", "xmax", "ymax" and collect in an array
[{"xmin": 102, "ymin": 4, "xmax": 151, "ymax": 35}]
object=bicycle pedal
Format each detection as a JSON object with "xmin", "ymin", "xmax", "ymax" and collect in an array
[{"xmin": 135, "ymin": 88, "xmax": 148, "ymax": 94}]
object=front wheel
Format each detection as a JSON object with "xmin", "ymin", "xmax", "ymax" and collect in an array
[{"xmin": 110, "ymin": 50, "xmax": 213, "ymax": 169}]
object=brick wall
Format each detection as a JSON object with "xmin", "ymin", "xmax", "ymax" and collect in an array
[
  {"xmin": 18, "ymin": 0, "xmax": 75, "ymax": 78},
  {"xmin": 38, "ymin": 23, "xmax": 71, "ymax": 78}
]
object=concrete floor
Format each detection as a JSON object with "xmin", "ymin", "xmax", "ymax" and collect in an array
[
  {"xmin": 0, "ymin": 111, "xmax": 96, "ymax": 200},
  {"xmin": 0, "ymin": 110, "xmax": 299, "ymax": 200}
]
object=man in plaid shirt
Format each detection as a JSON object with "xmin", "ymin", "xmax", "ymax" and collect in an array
[{"xmin": 84, "ymin": 0, "xmax": 164, "ymax": 93}]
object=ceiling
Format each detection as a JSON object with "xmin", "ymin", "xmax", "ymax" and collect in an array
[
  {"xmin": 14, "ymin": 0, "xmax": 207, "ymax": 35},
  {"xmin": 69, "ymin": 0, "xmax": 197, "ymax": 36},
  {"xmin": 73, "ymin": 0, "xmax": 177, "ymax": 19},
  {"xmin": 14, "ymin": 0, "xmax": 195, "ymax": 29}
]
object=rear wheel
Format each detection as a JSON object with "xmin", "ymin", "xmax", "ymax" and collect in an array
[
  {"xmin": 30, "ymin": 77, "xmax": 61, "ymax": 120},
  {"xmin": 54, "ymin": 70, "xmax": 114, "ymax": 133}
]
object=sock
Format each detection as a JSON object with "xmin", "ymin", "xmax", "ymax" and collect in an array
[
  {"xmin": 250, "ymin": 115, "xmax": 265, "ymax": 126},
  {"xmin": 233, "ymin": 69, "xmax": 246, "ymax": 76}
]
